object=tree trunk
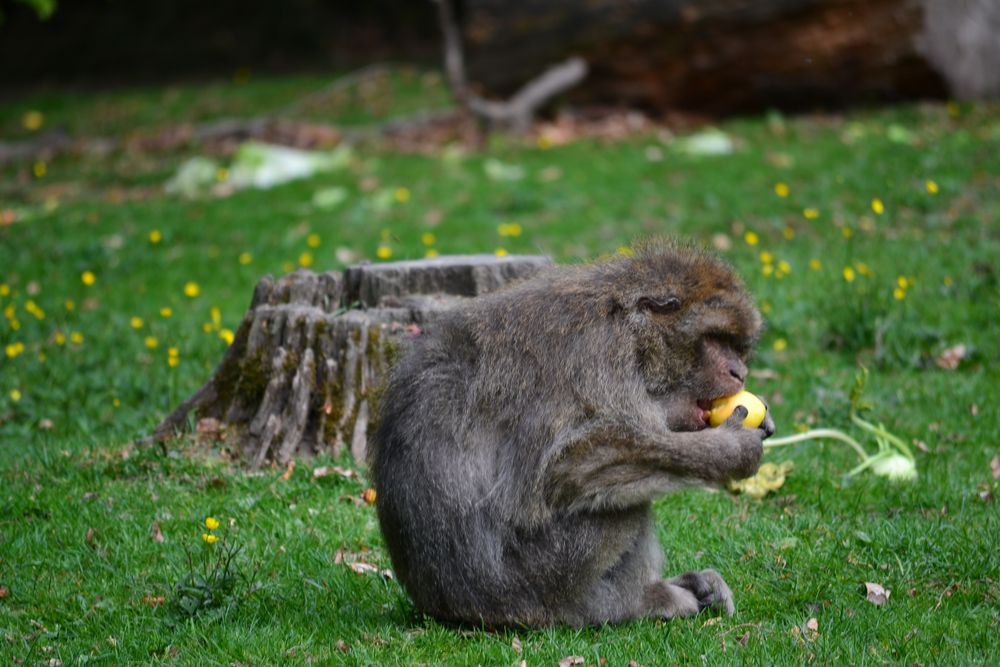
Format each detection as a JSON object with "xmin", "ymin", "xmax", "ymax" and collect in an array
[
  {"xmin": 154, "ymin": 255, "xmax": 551, "ymax": 467},
  {"xmin": 462, "ymin": 0, "xmax": 999, "ymax": 116}
]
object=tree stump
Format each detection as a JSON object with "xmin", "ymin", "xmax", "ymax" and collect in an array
[{"xmin": 154, "ymin": 255, "xmax": 552, "ymax": 467}]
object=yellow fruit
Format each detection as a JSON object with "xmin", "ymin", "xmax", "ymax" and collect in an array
[{"xmin": 708, "ymin": 390, "xmax": 766, "ymax": 428}]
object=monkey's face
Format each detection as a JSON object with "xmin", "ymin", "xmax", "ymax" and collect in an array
[{"xmin": 623, "ymin": 259, "xmax": 761, "ymax": 432}]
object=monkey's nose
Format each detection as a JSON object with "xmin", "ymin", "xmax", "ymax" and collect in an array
[{"xmin": 729, "ymin": 365, "xmax": 746, "ymax": 384}]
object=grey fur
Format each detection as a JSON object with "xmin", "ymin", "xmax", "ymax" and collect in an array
[{"xmin": 369, "ymin": 242, "xmax": 774, "ymax": 627}]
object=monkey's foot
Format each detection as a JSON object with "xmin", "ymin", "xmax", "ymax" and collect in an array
[{"xmin": 667, "ymin": 569, "xmax": 735, "ymax": 616}]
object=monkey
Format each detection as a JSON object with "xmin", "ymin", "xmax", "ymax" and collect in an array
[{"xmin": 368, "ymin": 240, "xmax": 775, "ymax": 627}]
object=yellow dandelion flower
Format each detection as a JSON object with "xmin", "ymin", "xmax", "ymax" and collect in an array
[
  {"xmin": 149, "ymin": 229, "xmax": 162, "ymax": 244},
  {"xmin": 168, "ymin": 347, "xmax": 179, "ymax": 357},
  {"xmin": 843, "ymin": 267, "xmax": 856, "ymax": 282},
  {"xmin": 943, "ymin": 276, "xmax": 953, "ymax": 287},
  {"xmin": 160, "ymin": 307, "xmax": 172, "ymax": 318},
  {"xmin": 809, "ymin": 258, "xmax": 821, "ymax": 271},
  {"xmin": 774, "ymin": 182, "xmax": 790, "ymax": 198},
  {"xmin": 782, "ymin": 226, "xmax": 795, "ymax": 240},
  {"xmin": 22, "ymin": 110, "xmax": 44, "ymax": 131},
  {"xmin": 761, "ymin": 301, "xmax": 773, "ymax": 315},
  {"xmin": 537, "ymin": 135, "xmax": 553, "ymax": 150},
  {"xmin": 498, "ymin": 223, "xmax": 523, "ymax": 238},
  {"xmin": 112, "ymin": 397, "xmax": 121, "ymax": 407},
  {"xmin": 9, "ymin": 389, "xmax": 21, "ymax": 402},
  {"xmin": 307, "ymin": 233, "xmax": 321, "ymax": 248},
  {"xmin": 893, "ymin": 287, "xmax": 906, "ymax": 300},
  {"xmin": 744, "ymin": 231, "xmax": 759, "ymax": 246},
  {"xmin": 421, "ymin": 232, "xmax": 436, "ymax": 246},
  {"xmin": 3, "ymin": 304, "xmax": 14, "ymax": 319},
  {"xmin": 205, "ymin": 516, "xmax": 220, "ymax": 530},
  {"xmin": 772, "ymin": 338, "xmax": 788, "ymax": 352},
  {"xmin": 202, "ymin": 533, "xmax": 218, "ymax": 544},
  {"xmin": 168, "ymin": 356, "xmax": 179, "ymax": 368},
  {"xmin": 925, "ymin": 179, "xmax": 939, "ymax": 195},
  {"xmin": 183, "ymin": 282, "xmax": 200, "ymax": 298},
  {"xmin": 81, "ymin": 271, "xmax": 96, "ymax": 286},
  {"xmin": 777, "ymin": 260, "xmax": 791, "ymax": 274},
  {"xmin": 9, "ymin": 319, "xmax": 20, "ymax": 331},
  {"xmin": 425, "ymin": 249, "xmax": 439, "ymax": 258},
  {"xmin": 856, "ymin": 262, "xmax": 871, "ymax": 276},
  {"xmin": 219, "ymin": 329, "xmax": 234, "ymax": 345},
  {"xmin": 130, "ymin": 316, "xmax": 144, "ymax": 329},
  {"xmin": 33, "ymin": 161, "xmax": 46, "ymax": 178},
  {"xmin": 298, "ymin": 252, "xmax": 314, "ymax": 268},
  {"xmin": 54, "ymin": 332, "xmax": 66, "ymax": 345},
  {"xmin": 495, "ymin": 248, "xmax": 508, "ymax": 257},
  {"xmin": 0, "ymin": 284, "xmax": 9, "ymax": 297},
  {"xmin": 238, "ymin": 252, "xmax": 253, "ymax": 265},
  {"xmin": 394, "ymin": 187, "xmax": 411, "ymax": 203},
  {"xmin": 210, "ymin": 307, "xmax": 221, "ymax": 327},
  {"xmin": 841, "ymin": 226, "xmax": 853, "ymax": 239},
  {"xmin": 25, "ymin": 301, "xmax": 44, "ymax": 320},
  {"xmin": 5, "ymin": 342, "xmax": 23, "ymax": 358},
  {"xmin": 803, "ymin": 208, "xmax": 819, "ymax": 220},
  {"xmin": 871, "ymin": 198, "xmax": 885, "ymax": 215},
  {"xmin": 64, "ymin": 299, "xmax": 75, "ymax": 311},
  {"xmin": 70, "ymin": 331, "xmax": 84, "ymax": 344},
  {"xmin": 202, "ymin": 323, "xmax": 214, "ymax": 333},
  {"xmin": 897, "ymin": 276, "xmax": 908, "ymax": 289},
  {"xmin": 759, "ymin": 251, "xmax": 774, "ymax": 264},
  {"xmin": 376, "ymin": 246, "xmax": 392, "ymax": 260},
  {"xmin": 762, "ymin": 264, "xmax": 774, "ymax": 277},
  {"xmin": 144, "ymin": 336, "xmax": 159, "ymax": 349}
]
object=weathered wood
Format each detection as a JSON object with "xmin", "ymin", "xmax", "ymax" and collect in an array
[
  {"xmin": 462, "ymin": 0, "xmax": 1000, "ymax": 115},
  {"xmin": 154, "ymin": 255, "xmax": 552, "ymax": 467}
]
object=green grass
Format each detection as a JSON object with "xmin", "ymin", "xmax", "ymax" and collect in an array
[{"xmin": 1, "ymin": 73, "xmax": 999, "ymax": 664}]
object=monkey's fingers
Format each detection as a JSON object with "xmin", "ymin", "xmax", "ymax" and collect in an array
[
  {"xmin": 721, "ymin": 405, "xmax": 749, "ymax": 429},
  {"xmin": 668, "ymin": 569, "xmax": 735, "ymax": 616},
  {"xmin": 759, "ymin": 410, "xmax": 776, "ymax": 439}
]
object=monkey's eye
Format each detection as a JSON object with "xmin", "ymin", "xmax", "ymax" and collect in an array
[{"xmin": 637, "ymin": 296, "xmax": 682, "ymax": 314}]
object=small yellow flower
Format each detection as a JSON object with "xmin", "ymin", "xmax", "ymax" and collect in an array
[
  {"xmin": 54, "ymin": 332, "xmax": 66, "ymax": 345},
  {"xmin": 537, "ymin": 135, "xmax": 553, "ymax": 150},
  {"xmin": 809, "ymin": 258, "xmax": 821, "ymax": 271},
  {"xmin": 5, "ymin": 342, "xmax": 24, "ymax": 358},
  {"xmin": 183, "ymin": 282, "xmax": 200, "ymax": 298},
  {"xmin": 168, "ymin": 347, "xmax": 179, "ymax": 357},
  {"xmin": 744, "ymin": 231, "xmax": 759, "ymax": 246},
  {"xmin": 803, "ymin": 208, "xmax": 819, "ymax": 220},
  {"xmin": 925, "ymin": 179, "xmax": 939, "ymax": 195},
  {"xmin": 762, "ymin": 264, "xmax": 774, "ymax": 277},
  {"xmin": 777, "ymin": 260, "xmax": 791, "ymax": 274},
  {"xmin": 772, "ymin": 338, "xmax": 788, "ymax": 352},
  {"xmin": 498, "ymin": 223, "xmax": 523, "ymax": 238},
  {"xmin": 210, "ymin": 307, "xmax": 221, "ymax": 327},
  {"xmin": 81, "ymin": 271, "xmax": 96, "ymax": 286},
  {"xmin": 307, "ymin": 233, "xmax": 321, "ymax": 248},
  {"xmin": 113, "ymin": 397, "xmax": 121, "ymax": 407},
  {"xmin": 871, "ymin": 198, "xmax": 885, "ymax": 215},
  {"xmin": 202, "ymin": 323, "xmax": 213, "ymax": 333},
  {"xmin": 149, "ymin": 229, "xmax": 162, "ymax": 244},
  {"xmin": 202, "ymin": 533, "xmax": 218, "ymax": 544},
  {"xmin": 0, "ymin": 284, "xmax": 9, "ymax": 297},
  {"xmin": 70, "ymin": 331, "xmax": 84, "ymax": 344},
  {"xmin": 893, "ymin": 287, "xmax": 906, "ymax": 300},
  {"xmin": 394, "ymin": 187, "xmax": 411, "ymax": 203},
  {"xmin": 421, "ymin": 232, "xmax": 436, "ymax": 246},
  {"xmin": 943, "ymin": 276, "xmax": 953, "ymax": 287},
  {"xmin": 145, "ymin": 336, "xmax": 159, "ymax": 349},
  {"xmin": 25, "ymin": 300, "xmax": 44, "ymax": 320},
  {"xmin": 33, "ymin": 161, "xmax": 46, "ymax": 178},
  {"xmin": 376, "ymin": 246, "xmax": 392, "ymax": 260},
  {"xmin": 298, "ymin": 252, "xmax": 314, "ymax": 268},
  {"xmin": 856, "ymin": 262, "xmax": 871, "ymax": 276},
  {"xmin": 843, "ymin": 267, "xmax": 856, "ymax": 282},
  {"xmin": 64, "ymin": 299, "xmax": 76, "ymax": 311},
  {"xmin": 760, "ymin": 301, "xmax": 773, "ymax": 315},
  {"xmin": 782, "ymin": 226, "xmax": 795, "ymax": 240},
  {"xmin": 160, "ymin": 307, "xmax": 172, "ymax": 318},
  {"xmin": 759, "ymin": 251, "xmax": 774, "ymax": 264},
  {"xmin": 841, "ymin": 226, "xmax": 853, "ymax": 239},
  {"xmin": 22, "ymin": 110, "xmax": 44, "ymax": 131},
  {"xmin": 219, "ymin": 329, "xmax": 235, "ymax": 345},
  {"xmin": 774, "ymin": 182, "xmax": 790, "ymax": 198},
  {"xmin": 495, "ymin": 248, "xmax": 508, "ymax": 257},
  {"xmin": 168, "ymin": 356, "xmax": 179, "ymax": 368},
  {"xmin": 425, "ymin": 248, "xmax": 439, "ymax": 258},
  {"xmin": 897, "ymin": 276, "xmax": 908, "ymax": 289},
  {"xmin": 130, "ymin": 316, "xmax": 144, "ymax": 329},
  {"xmin": 9, "ymin": 389, "xmax": 21, "ymax": 402},
  {"xmin": 205, "ymin": 516, "xmax": 220, "ymax": 530},
  {"xmin": 238, "ymin": 252, "xmax": 253, "ymax": 265}
]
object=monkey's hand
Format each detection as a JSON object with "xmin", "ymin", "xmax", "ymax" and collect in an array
[
  {"xmin": 642, "ymin": 569, "xmax": 735, "ymax": 619},
  {"xmin": 713, "ymin": 405, "xmax": 766, "ymax": 480}
]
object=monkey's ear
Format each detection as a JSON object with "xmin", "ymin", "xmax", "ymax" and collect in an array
[{"xmin": 637, "ymin": 296, "xmax": 682, "ymax": 314}]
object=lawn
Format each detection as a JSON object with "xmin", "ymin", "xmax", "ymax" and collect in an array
[{"xmin": 1, "ymin": 70, "xmax": 999, "ymax": 665}]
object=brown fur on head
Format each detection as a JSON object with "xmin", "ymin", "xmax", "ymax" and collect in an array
[{"xmin": 605, "ymin": 240, "xmax": 763, "ymax": 429}]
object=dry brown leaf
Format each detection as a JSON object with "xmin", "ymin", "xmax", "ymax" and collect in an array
[
  {"xmin": 913, "ymin": 439, "xmax": 930, "ymax": 453},
  {"xmin": 558, "ymin": 657, "xmax": 585, "ymax": 667},
  {"xmin": 150, "ymin": 521, "xmax": 164, "ymax": 543},
  {"xmin": 935, "ymin": 344, "xmax": 967, "ymax": 369},
  {"xmin": 0, "ymin": 585, "xmax": 9, "ymax": 599},
  {"xmin": 279, "ymin": 460, "xmax": 295, "ymax": 482},
  {"xmin": 991, "ymin": 454, "xmax": 1000, "ymax": 480},
  {"xmin": 362, "ymin": 488, "xmax": 377, "ymax": 505},
  {"xmin": 142, "ymin": 594, "xmax": 165, "ymax": 608},
  {"xmin": 864, "ymin": 582, "xmax": 891, "ymax": 606}
]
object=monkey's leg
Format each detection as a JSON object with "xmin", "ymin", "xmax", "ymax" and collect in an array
[{"xmin": 544, "ymin": 409, "xmax": 763, "ymax": 513}]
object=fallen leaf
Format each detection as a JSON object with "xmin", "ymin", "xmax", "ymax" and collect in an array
[
  {"xmin": 362, "ymin": 488, "xmax": 377, "ymax": 505},
  {"xmin": 934, "ymin": 344, "xmax": 966, "ymax": 369},
  {"xmin": 150, "ymin": 521, "xmax": 164, "ymax": 543},
  {"xmin": 142, "ymin": 594, "xmax": 165, "ymax": 608},
  {"xmin": 736, "ymin": 631, "xmax": 750, "ymax": 646},
  {"xmin": 279, "ymin": 460, "xmax": 295, "ymax": 481},
  {"xmin": 38, "ymin": 418, "xmax": 54, "ymax": 430},
  {"xmin": 334, "ymin": 640, "xmax": 350, "ymax": 653},
  {"xmin": 864, "ymin": 582, "xmax": 891, "ymax": 606},
  {"xmin": 558, "ymin": 657, "xmax": 585, "ymax": 667},
  {"xmin": 0, "ymin": 585, "xmax": 8, "ymax": 599},
  {"xmin": 85, "ymin": 527, "xmax": 97, "ymax": 546},
  {"xmin": 913, "ymin": 439, "xmax": 930, "ymax": 453},
  {"xmin": 313, "ymin": 465, "xmax": 358, "ymax": 480},
  {"xmin": 728, "ymin": 461, "xmax": 794, "ymax": 498},
  {"xmin": 196, "ymin": 417, "xmax": 224, "ymax": 440},
  {"xmin": 347, "ymin": 562, "xmax": 380, "ymax": 575},
  {"xmin": 511, "ymin": 636, "xmax": 522, "ymax": 654},
  {"xmin": 991, "ymin": 454, "xmax": 1000, "ymax": 479}
]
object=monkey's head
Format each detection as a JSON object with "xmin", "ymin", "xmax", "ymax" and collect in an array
[{"xmin": 610, "ymin": 241, "xmax": 762, "ymax": 432}]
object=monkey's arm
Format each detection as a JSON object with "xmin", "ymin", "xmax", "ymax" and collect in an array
[{"xmin": 543, "ymin": 408, "xmax": 768, "ymax": 513}]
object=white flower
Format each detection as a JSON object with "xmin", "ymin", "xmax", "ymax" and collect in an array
[{"xmin": 871, "ymin": 454, "xmax": 917, "ymax": 481}]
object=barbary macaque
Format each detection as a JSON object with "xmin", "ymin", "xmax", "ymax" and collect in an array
[{"xmin": 369, "ymin": 241, "xmax": 774, "ymax": 626}]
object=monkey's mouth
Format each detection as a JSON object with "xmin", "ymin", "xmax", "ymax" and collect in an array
[{"xmin": 695, "ymin": 399, "xmax": 714, "ymax": 427}]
